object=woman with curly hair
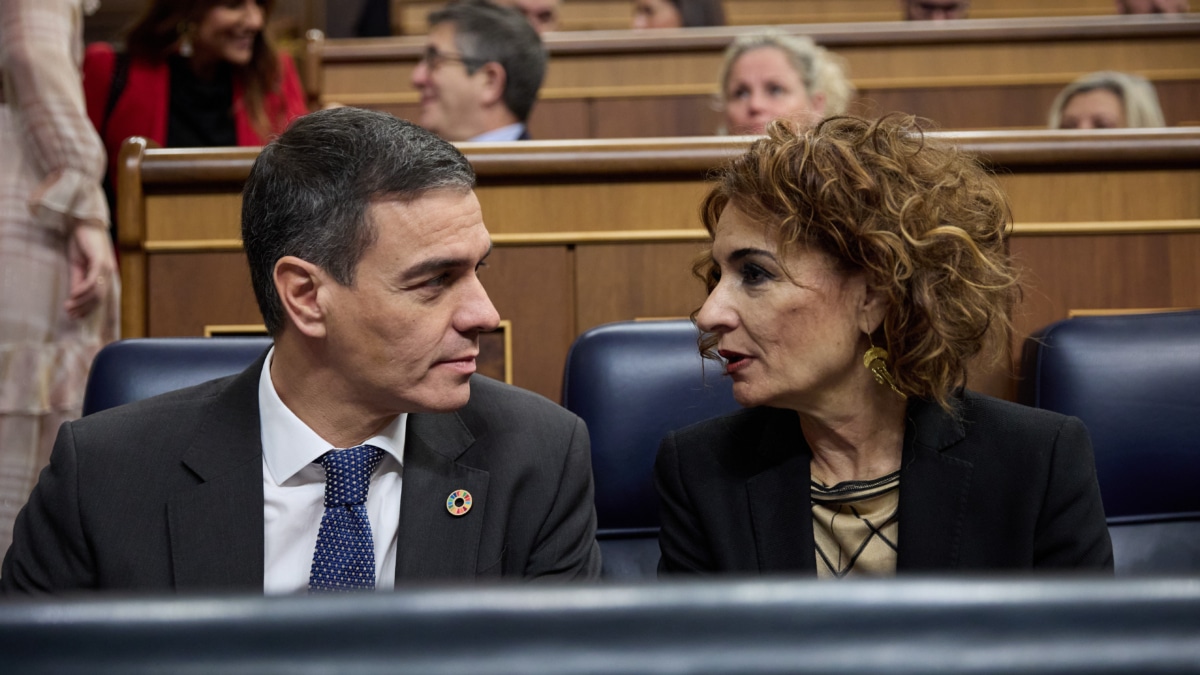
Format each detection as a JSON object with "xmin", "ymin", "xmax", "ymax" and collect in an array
[{"xmin": 655, "ymin": 115, "xmax": 1113, "ymax": 577}]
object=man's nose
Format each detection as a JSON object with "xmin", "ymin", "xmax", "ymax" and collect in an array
[{"xmin": 461, "ymin": 277, "xmax": 501, "ymax": 334}]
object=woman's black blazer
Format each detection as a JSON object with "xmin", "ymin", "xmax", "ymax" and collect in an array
[{"xmin": 655, "ymin": 390, "xmax": 1114, "ymax": 574}]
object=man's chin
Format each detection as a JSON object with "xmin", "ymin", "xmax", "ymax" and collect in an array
[{"xmin": 405, "ymin": 381, "xmax": 473, "ymax": 414}]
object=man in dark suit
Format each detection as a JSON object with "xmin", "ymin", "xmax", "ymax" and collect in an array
[
  {"xmin": 1, "ymin": 107, "xmax": 601, "ymax": 593},
  {"xmin": 410, "ymin": 0, "xmax": 544, "ymax": 142}
]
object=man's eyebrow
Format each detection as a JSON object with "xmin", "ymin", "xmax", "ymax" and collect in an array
[{"xmin": 400, "ymin": 243, "xmax": 493, "ymax": 281}]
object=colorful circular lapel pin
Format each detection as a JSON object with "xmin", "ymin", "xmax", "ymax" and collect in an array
[{"xmin": 446, "ymin": 489, "xmax": 473, "ymax": 516}]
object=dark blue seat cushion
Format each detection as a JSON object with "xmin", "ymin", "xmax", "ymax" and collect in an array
[
  {"xmin": 1019, "ymin": 310, "xmax": 1200, "ymax": 573},
  {"xmin": 563, "ymin": 320, "xmax": 739, "ymax": 578},
  {"xmin": 83, "ymin": 337, "xmax": 272, "ymax": 416}
]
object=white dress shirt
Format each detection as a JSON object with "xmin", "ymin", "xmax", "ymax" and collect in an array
[
  {"xmin": 469, "ymin": 122, "xmax": 526, "ymax": 142},
  {"xmin": 258, "ymin": 349, "xmax": 406, "ymax": 594}
]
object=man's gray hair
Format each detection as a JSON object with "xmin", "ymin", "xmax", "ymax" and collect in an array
[
  {"xmin": 429, "ymin": 0, "xmax": 547, "ymax": 122},
  {"xmin": 242, "ymin": 107, "xmax": 476, "ymax": 335}
]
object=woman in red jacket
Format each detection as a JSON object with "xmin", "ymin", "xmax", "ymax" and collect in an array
[{"xmin": 83, "ymin": 0, "xmax": 307, "ymax": 193}]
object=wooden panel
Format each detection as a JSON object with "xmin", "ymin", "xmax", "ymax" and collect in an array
[
  {"xmin": 854, "ymin": 84, "xmax": 1061, "ymax": 130},
  {"xmin": 119, "ymin": 251, "xmax": 147, "ymax": 339},
  {"xmin": 475, "ymin": 180, "xmax": 712, "ymax": 234},
  {"xmin": 1159, "ymin": 80, "xmax": 1200, "ymax": 127},
  {"xmin": 838, "ymin": 39, "xmax": 1200, "ymax": 90},
  {"xmin": 312, "ymin": 16, "xmax": 1200, "ymax": 135},
  {"xmin": 146, "ymin": 193, "xmax": 243, "ymax": 243},
  {"xmin": 527, "ymin": 99, "xmax": 591, "ymax": 140},
  {"xmin": 395, "ymin": 0, "xmax": 1117, "ymax": 35},
  {"xmin": 1000, "ymin": 169, "xmax": 1200, "ymax": 224},
  {"xmin": 574, "ymin": 242, "xmax": 711, "ymax": 332},
  {"xmin": 321, "ymin": 61, "xmax": 416, "ymax": 100},
  {"xmin": 148, "ymin": 252, "xmax": 261, "ymax": 336},
  {"xmin": 589, "ymin": 82, "xmax": 1200, "ymax": 136},
  {"xmin": 591, "ymin": 96, "xmax": 724, "ymax": 138},
  {"xmin": 482, "ymin": 246, "xmax": 576, "ymax": 401},
  {"xmin": 1008, "ymin": 232, "xmax": 1200, "ymax": 355},
  {"xmin": 853, "ymin": 80, "xmax": 1200, "ymax": 130},
  {"xmin": 118, "ymin": 131, "xmax": 1200, "ymax": 404},
  {"xmin": 1167, "ymin": 234, "xmax": 1200, "ymax": 307}
]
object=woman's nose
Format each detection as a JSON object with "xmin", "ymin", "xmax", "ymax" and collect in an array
[
  {"xmin": 695, "ymin": 285, "xmax": 735, "ymax": 334},
  {"xmin": 244, "ymin": 1, "xmax": 265, "ymax": 30}
]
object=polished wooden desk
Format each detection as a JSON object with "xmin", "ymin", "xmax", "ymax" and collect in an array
[
  {"xmin": 393, "ymin": 0, "xmax": 1119, "ymax": 34},
  {"xmin": 305, "ymin": 15, "xmax": 1200, "ymax": 137},
  {"xmin": 116, "ymin": 128, "xmax": 1200, "ymax": 402}
]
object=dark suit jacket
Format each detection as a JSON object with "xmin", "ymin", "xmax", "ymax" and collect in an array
[
  {"xmin": 1, "ymin": 355, "xmax": 601, "ymax": 592},
  {"xmin": 655, "ymin": 391, "xmax": 1114, "ymax": 575}
]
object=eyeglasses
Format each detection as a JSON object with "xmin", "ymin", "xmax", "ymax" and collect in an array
[{"xmin": 420, "ymin": 45, "xmax": 488, "ymax": 70}]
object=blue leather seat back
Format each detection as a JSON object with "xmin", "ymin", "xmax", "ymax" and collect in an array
[
  {"xmin": 83, "ymin": 337, "xmax": 273, "ymax": 416},
  {"xmin": 562, "ymin": 320, "xmax": 739, "ymax": 579},
  {"xmin": 1019, "ymin": 310, "xmax": 1200, "ymax": 573}
]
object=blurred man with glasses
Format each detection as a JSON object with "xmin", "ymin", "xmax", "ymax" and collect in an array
[{"xmin": 411, "ymin": 0, "xmax": 546, "ymax": 142}]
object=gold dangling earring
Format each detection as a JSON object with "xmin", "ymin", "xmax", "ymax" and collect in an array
[
  {"xmin": 178, "ymin": 22, "xmax": 194, "ymax": 58},
  {"xmin": 863, "ymin": 338, "xmax": 906, "ymax": 399}
]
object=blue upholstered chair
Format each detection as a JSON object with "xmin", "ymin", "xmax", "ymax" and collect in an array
[
  {"xmin": 1018, "ymin": 310, "xmax": 1200, "ymax": 575},
  {"xmin": 83, "ymin": 337, "xmax": 272, "ymax": 416},
  {"xmin": 562, "ymin": 320, "xmax": 740, "ymax": 580}
]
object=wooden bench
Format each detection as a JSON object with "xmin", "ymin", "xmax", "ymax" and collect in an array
[
  {"xmin": 392, "ymin": 0, "xmax": 1120, "ymax": 34},
  {"xmin": 115, "ymin": 128, "xmax": 1200, "ymax": 403},
  {"xmin": 305, "ymin": 15, "xmax": 1200, "ymax": 137}
]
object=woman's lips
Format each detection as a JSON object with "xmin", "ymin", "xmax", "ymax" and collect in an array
[{"xmin": 718, "ymin": 349, "xmax": 752, "ymax": 375}]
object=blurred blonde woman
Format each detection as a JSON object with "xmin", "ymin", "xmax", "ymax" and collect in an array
[
  {"xmin": 0, "ymin": 0, "xmax": 117, "ymax": 554},
  {"xmin": 716, "ymin": 31, "xmax": 854, "ymax": 135},
  {"xmin": 1049, "ymin": 71, "xmax": 1165, "ymax": 130}
]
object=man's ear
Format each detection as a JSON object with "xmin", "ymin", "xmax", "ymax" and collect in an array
[
  {"xmin": 475, "ymin": 62, "xmax": 507, "ymax": 107},
  {"xmin": 274, "ymin": 256, "xmax": 328, "ymax": 338}
]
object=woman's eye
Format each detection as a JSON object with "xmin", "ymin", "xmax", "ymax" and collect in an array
[
  {"xmin": 741, "ymin": 263, "xmax": 770, "ymax": 285},
  {"xmin": 767, "ymin": 84, "xmax": 786, "ymax": 97}
]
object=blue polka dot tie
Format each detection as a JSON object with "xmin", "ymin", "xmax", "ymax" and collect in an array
[{"xmin": 308, "ymin": 444, "xmax": 385, "ymax": 592}]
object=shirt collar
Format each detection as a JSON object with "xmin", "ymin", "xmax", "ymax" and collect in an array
[
  {"xmin": 258, "ymin": 347, "xmax": 407, "ymax": 485},
  {"xmin": 468, "ymin": 122, "xmax": 526, "ymax": 142}
]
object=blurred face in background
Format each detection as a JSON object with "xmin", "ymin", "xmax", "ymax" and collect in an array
[
  {"xmin": 633, "ymin": 0, "xmax": 683, "ymax": 29},
  {"xmin": 1058, "ymin": 88, "xmax": 1127, "ymax": 129},
  {"xmin": 411, "ymin": 22, "xmax": 488, "ymax": 141},
  {"xmin": 193, "ymin": 0, "xmax": 265, "ymax": 68},
  {"xmin": 497, "ymin": 0, "xmax": 560, "ymax": 33},
  {"xmin": 903, "ymin": 0, "xmax": 969, "ymax": 20},
  {"xmin": 1116, "ymin": 0, "xmax": 1189, "ymax": 13},
  {"xmin": 723, "ymin": 47, "xmax": 824, "ymax": 135}
]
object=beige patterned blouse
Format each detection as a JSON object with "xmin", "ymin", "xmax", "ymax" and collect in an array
[{"xmin": 812, "ymin": 471, "xmax": 900, "ymax": 578}]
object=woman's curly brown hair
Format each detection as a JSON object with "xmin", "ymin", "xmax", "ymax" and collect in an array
[{"xmin": 695, "ymin": 114, "xmax": 1019, "ymax": 411}]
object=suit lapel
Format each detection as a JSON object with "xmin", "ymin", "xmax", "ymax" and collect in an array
[
  {"xmin": 394, "ymin": 411, "xmax": 489, "ymax": 582},
  {"xmin": 167, "ymin": 355, "xmax": 268, "ymax": 591},
  {"xmin": 746, "ymin": 409, "xmax": 816, "ymax": 574},
  {"xmin": 896, "ymin": 398, "xmax": 973, "ymax": 571}
]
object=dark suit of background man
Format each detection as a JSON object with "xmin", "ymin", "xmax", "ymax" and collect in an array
[
  {"xmin": 410, "ymin": 0, "xmax": 546, "ymax": 142},
  {"xmin": 1, "ymin": 107, "xmax": 602, "ymax": 593}
]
